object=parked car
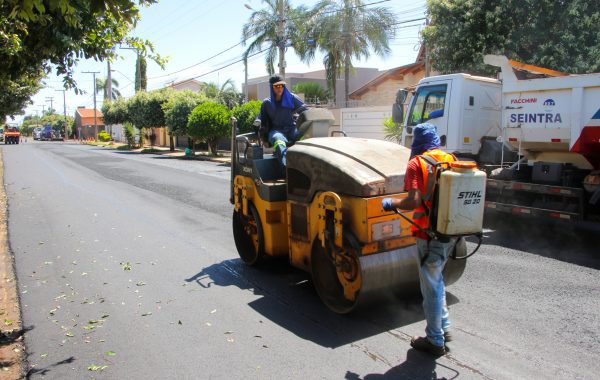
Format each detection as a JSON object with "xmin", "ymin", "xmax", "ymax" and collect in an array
[
  {"xmin": 33, "ymin": 127, "xmax": 42, "ymax": 140},
  {"xmin": 40, "ymin": 125, "xmax": 53, "ymax": 141},
  {"xmin": 52, "ymin": 130, "xmax": 64, "ymax": 141}
]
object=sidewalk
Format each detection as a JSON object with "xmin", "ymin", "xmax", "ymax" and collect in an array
[{"xmin": 80, "ymin": 141, "xmax": 232, "ymax": 164}]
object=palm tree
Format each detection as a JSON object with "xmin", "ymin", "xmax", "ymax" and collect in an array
[
  {"xmin": 199, "ymin": 79, "xmax": 242, "ymax": 109},
  {"xmin": 241, "ymin": 0, "xmax": 314, "ymax": 76},
  {"xmin": 309, "ymin": 0, "xmax": 396, "ymax": 104},
  {"xmin": 96, "ymin": 77, "xmax": 122, "ymax": 100}
]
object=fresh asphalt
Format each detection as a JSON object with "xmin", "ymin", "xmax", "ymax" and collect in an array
[{"xmin": 2, "ymin": 141, "xmax": 599, "ymax": 379}]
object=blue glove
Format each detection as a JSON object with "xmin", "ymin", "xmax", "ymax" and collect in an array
[{"xmin": 381, "ymin": 198, "xmax": 395, "ymax": 211}]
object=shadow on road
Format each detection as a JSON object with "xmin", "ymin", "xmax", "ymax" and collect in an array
[
  {"xmin": 482, "ymin": 212, "xmax": 600, "ymax": 270},
  {"xmin": 26, "ymin": 356, "xmax": 75, "ymax": 379},
  {"xmin": 345, "ymin": 348, "xmax": 459, "ymax": 380},
  {"xmin": 0, "ymin": 325, "xmax": 34, "ymax": 346},
  {"xmin": 185, "ymin": 259, "xmax": 460, "ymax": 349}
]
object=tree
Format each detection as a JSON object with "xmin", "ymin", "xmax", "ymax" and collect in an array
[
  {"xmin": 231, "ymin": 100, "xmax": 262, "ymax": 134},
  {"xmin": 0, "ymin": 0, "xmax": 166, "ymax": 120},
  {"xmin": 309, "ymin": 0, "xmax": 396, "ymax": 103},
  {"xmin": 241, "ymin": 0, "xmax": 315, "ymax": 76},
  {"xmin": 292, "ymin": 82, "xmax": 330, "ymax": 103},
  {"xmin": 198, "ymin": 79, "xmax": 243, "ymax": 109},
  {"xmin": 422, "ymin": 0, "xmax": 600, "ymax": 75},
  {"xmin": 96, "ymin": 77, "xmax": 122, "ymax": 100},
  {"xmin": 135, "ymin": 55, "xmax": 148, "ymax": 92},
  {"xmin": 126, "ymin": 89, "xmax": 170, "ymax": 146},
  {"xmin": 162, "ymin": 90, "xmax": 207, "ymax": 150},
  {"xmin": 187, "ymin": 102, "xmax": 231, "ymax": 155},
  {"xmin": 102, "ymin": 98, "xmax": 129, "ymax": 125}
]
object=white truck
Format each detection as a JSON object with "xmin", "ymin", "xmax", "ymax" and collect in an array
[{"xmin": 400, "ymin": 55, "xmax": 600, "ymax": 223}]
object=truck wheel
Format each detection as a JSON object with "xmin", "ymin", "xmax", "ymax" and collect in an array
[{"xmin": 232, "ymin": 202, "xmax": 264, "ymax": 266}]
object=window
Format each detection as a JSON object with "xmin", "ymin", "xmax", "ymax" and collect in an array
[{"xmin": 407, "ymin": 85, "xmax": 447, "ymax": 126}]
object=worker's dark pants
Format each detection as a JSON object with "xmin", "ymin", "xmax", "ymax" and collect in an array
[
  {"xmin": 416, "ymin": 238, "xmax": 454, "ymax": 347},
  {"xmin": 268, "ymin": 129, "xmax": 301, "ymax": 167}
]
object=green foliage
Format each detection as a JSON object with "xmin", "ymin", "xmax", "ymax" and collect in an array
[
  {"xmin": 102, "ymin": 98, "xmax": 129, "ymax": 125},
  {"xmin": 300, "ymin": 1, "xmax": 396, "ymax": 101},
  {"xmin": 96, "ymin": 77, "xmax": 122, "ymax": 100},
  {"xmin": 0, "ymin": 0, "xmax": 167, "ymax": 119},
  {"xmin": 162, "ymin": 90, "xmax": 206, "ymax": 136},
  {"xmin": 241, "ymin": 0, "xmax": 314, "ymax": 75},
  {"xmin": 383, "ymin": 117, "xmax": 403, "ymax": 144},
  {"xmin": 187, "ymin": 102, "xmax": 231, "ymax": 155},
  {"xmin": 123, "ymin": 122, "xmax": 136, "ymax": 148},
  {"xmin": 292, "ymin": 82, "xmax": 329, "ymax": 103},
  {"xmin": 198, "ymin": 79, "xmax": 242, "ymax": 109},
  {"xmin": 135, "ymin": 55, "xmax": 148, "ymax": 92},
  {"xmin": 231, "ymin": 100, "xmax": 262, "ymax": 134},
  {"xmin": 98, "ymin": 131, "xmax": 111, "ymax": 142},
  {"xmin": 423, "ymin": 0, "xmax": 600, "ymax": 75},
  {"xmin": 126, "ymin": 89, "xmax": 171, "ymax": 129}
]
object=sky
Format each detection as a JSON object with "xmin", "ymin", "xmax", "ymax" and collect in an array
[{"xmin": 12, "ymin": 0, "xmax": 426, "ymax": 124}]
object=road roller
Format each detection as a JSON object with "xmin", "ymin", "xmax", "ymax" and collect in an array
[{"xmin": 230, "ymin": 109, "xmax": 467, "ymax": 313}]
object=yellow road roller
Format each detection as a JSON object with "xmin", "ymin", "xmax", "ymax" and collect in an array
[{"xmin": 229, "ymin": 109, "xmax": 467, "ymax": 313}]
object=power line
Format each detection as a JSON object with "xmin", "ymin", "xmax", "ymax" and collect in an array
[
  {"xmin": 148, "ymin": 40, "xmax": 245, "ymax": 80},
  {"xmin": 146, "ymin": 4, "xmax": 423, "ymax": 83},
  {"xmin": 172, "ymin": 48, "xmax": 269, "ymax": 89}
]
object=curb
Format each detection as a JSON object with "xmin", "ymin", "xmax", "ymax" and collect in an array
[{"xmin": 0, "ymin": 150, "xmax": 26, "ymax": 379}]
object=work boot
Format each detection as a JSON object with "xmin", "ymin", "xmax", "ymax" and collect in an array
[
  {"xmin": 410, "ymin": 336, "xmax": 446, "ymax": 357},
  {"xmin": 444, "ymin": 331, "xmax": 453, "ymax": 342}
]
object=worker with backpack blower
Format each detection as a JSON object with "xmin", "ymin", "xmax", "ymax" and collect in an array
[{"xmin": 382, "ymin": 123, "xmax": 457, "ymax": 356}]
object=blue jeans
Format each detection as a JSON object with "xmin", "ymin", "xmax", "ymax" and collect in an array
[
  {"xmin": 268, "ymin": 129, "xmax": 301, "ymax": 167},
  {"xmin": 416, "ymin": 238, "xmax": 454, "ymax": 347}
]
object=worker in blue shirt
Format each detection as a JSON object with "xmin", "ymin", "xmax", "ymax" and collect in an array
[{"xmin": 259, "ymin": 75, "xmax": 307, "ymax": 167}]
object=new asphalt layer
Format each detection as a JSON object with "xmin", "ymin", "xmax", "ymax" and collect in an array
[{"xmin": 2, "ymin": 141, "xmax": 599, "ymax": 379}]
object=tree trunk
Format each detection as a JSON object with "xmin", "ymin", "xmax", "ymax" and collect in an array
[{"xmin": 169, "ymin": 135, "xmax": 174, "ymax": 151}]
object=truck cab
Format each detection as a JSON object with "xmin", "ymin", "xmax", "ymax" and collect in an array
[{"xmin": 402, "ymin": 74, "xmax": 502, "ymax": 157}]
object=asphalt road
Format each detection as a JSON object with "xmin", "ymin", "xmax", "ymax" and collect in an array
[{"xmin": 3, "ymin": 142, "xmax": 599, "ymax": 379}]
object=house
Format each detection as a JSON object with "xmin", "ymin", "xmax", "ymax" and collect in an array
[
  {"xmin": 244, "ymin": 67, "xmax": 381, "ymax": 108},
  {"xmin": 339, "ymin": 47, "xmax": 437, "ymax": 139},
  {"xmin": 74, "ymin": 107, "xmax": 104, "ymax": 139},
  {"xmin": 348, "ymin": 46, "xmax": 434, "ymax": 107}
]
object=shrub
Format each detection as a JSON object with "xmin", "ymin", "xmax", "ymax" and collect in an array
[
  {"xmin": 98, "ymin": 131, "xmax": 111, "ymax": 142},
  {"xmin": 187, "ymin": 102, "xmax": 230, "ymax": 155},
  {"xmin": 123, "ymin": 122, "xmax": 136, "ymax": 148},
  {"xmin": 383, "ymin": 117, "xmax": 403, "ymax": 144},
  {"xmin": 231, "ymin": 100, "xmax": 262, "ymax": 134}
]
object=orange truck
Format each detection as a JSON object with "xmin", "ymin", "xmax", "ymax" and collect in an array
[{"xmin": 4, "ymin": 126, "xmax": 20, "ymax": 144}]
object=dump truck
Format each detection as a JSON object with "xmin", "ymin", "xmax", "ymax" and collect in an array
[
  {"xmin": 230, "ymin": 109, "xmax": 469, "ymax": 314},
  {"xmin": 4, "ymin": 126, "xmax": 20, "ymax": 144},
  {"xmin": 400, "ymin": 55, "xmax": 600, "ymax": 224}
]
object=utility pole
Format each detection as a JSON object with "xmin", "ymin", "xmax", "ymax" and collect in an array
[
  {"xmin": 45, "ymin": 97, "xmax": 54, "ymax": 113},
  {"xmin": 82, "ymin": 71, "xmax": 100, "ymax": 140},
  {"xmin": 55, "ymin": 89, "xmax": 68, "ymax": 140},
  {"xmin": 244, "ymin": 61, "xmax": 248, "ymax": 102},
  {"xmin": 107, "ymin": 60, "xmax": 113, "ymax": 101},
  {"xmin": 277, "ymin": 0, "xmax": 286, "ymax": 78},
  {"xmin": 424, "ymin": 17, "xmax": 431, "ymax": 77}
]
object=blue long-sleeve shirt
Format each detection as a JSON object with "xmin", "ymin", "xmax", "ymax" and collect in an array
[{"xmin": 259, "ymin": 94, "xmax": 307, "ymax": 136}]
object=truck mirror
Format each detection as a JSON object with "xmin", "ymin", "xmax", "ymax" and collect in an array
[{"xmin": 392, "ymin": 89, "xmax": 408, "ymax": 124}]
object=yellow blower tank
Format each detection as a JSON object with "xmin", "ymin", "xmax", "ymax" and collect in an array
[{"xmin": 436, "ymin": 161, "xmax": 487, "ymax": 235}]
